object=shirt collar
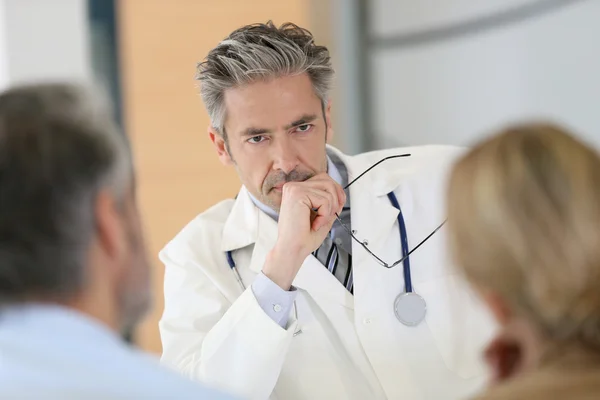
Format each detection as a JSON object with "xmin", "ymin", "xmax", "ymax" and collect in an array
[
  {"xmin": 248, "ymin": 192, "xmax": 279, "ymax": 220},
  {"xmin": 327, "ymin": 155, "xmax": 344, "ymax": 186},
  {"xmin": 249, "ymin": 155, "xmax": 343, "ymax": 221}
]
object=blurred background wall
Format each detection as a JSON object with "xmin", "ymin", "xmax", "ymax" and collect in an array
[
  {"xmin": 0, "ymin": 0, "xmax": 91, "ymax": 87},
  {"xmin": 0, "ymin": 1, "xmax": 8, "ymax": 90},
  {"xmin": 366, "ymin": 0, "xmax": 600, "ymax": 149},
  {"xmin": 0, "ymin": 0, "xmax": 598, "ymax": 353}
]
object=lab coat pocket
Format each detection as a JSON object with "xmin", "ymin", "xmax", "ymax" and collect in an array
[
  {"xmin": 277, "ymin": 292, "xmax": 373, "ymax": 400},
  {"xmin": 416, "ymin": 274, "xmax": 496, "ymax": 379}
]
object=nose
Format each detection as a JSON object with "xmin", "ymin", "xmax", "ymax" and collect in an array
[{"xmin": 271, "ymin": 136, "xmax": 299, "ymax": 174}]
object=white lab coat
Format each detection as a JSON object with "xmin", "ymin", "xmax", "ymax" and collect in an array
[{"xmin": 159, "ymin": 145, "xmax": 497, "ymax": 400}]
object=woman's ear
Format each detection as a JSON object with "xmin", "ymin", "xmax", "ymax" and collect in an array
[
  {"xmin": 481, "ymin": 289, "xmax": 512, "ymax": 325},
  {"xmin": 208, "ymin": 125, "xmax": 233, "ymax": 166}
]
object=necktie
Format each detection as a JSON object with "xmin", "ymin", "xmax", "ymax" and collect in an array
[
  {"xmin": 312, "ymin": 149, "xmax": 354, "ymax": 293},
  {"xmin": 314, "ymin": 205, "xmax": 353, "ymax": 293}
]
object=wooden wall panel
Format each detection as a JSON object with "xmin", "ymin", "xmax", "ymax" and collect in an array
[{"xmin": 118, "ymin": 0, "xmax": 309, "ymax": 353}]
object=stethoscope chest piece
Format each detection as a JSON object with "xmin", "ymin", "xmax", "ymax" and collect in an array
[{"xmin": 394, "ymin": 291, "xmax": 427, "ymax": 327}]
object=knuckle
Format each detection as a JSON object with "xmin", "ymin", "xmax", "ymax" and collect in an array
[{"xmin": 283, "ymin": 182, "xmax": 299, "ymax": 195}]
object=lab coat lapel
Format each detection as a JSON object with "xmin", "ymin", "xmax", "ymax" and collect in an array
[
  {"xmin": 293, "ymin": 255, "xmax": 355, "ymax": 309},
  {"xmin": 220, "ymin": 186, "xmax": 279, "ymax": 272},
  {"xmin": 221, "ymin": 187, "xmax": 260, "ymax": 253},
  {"xmin": 335, "ymin": 150, "xmax": 402, "ymax": 270},
  {"xmin": 247, "ymin": 210, "xmax": 279, "ymax": 274}
]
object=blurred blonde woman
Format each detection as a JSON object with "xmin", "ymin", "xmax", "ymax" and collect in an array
[{"xmin": 446, "ymin": 123, "xmax": 600, "ymax": 399}]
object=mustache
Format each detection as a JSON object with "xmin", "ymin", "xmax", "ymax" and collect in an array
[{"xmin": 262, "ymin": 169, "xmax": 314, "ymax": 193}]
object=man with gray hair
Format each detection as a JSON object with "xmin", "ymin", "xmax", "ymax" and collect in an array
[
  {"xmin": 160, "ymin": 21, "xmax": 496, "ymax": 399},
  {"xmin": 0, "ymin": 82, "xmax": 233, "ymax": 399}
]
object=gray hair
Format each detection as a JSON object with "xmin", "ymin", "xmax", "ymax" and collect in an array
[
  {"xmin": 0, "ymin": 82, "xmax": 132, "ymax": 305},
  {"xmin": 196, "ymin": 21, "xmax": 335, "ymax": 137}
]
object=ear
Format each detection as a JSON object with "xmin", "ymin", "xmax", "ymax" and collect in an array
[
  {"xmin": 95, "ymin": 190, "xmax": 126, "ymax": 272},
  {"xmin": 480, "ymin": 289, "xmax": 512, "ymax": 326},
  {"xmin": 324, "ymin": 100, "xmax": 334, "ymax": 144},
  {"xmin": 208, "ymin": 125, "xmax": 234, "ymax": 166}
]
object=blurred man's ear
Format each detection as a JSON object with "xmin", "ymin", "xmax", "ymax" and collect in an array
[
  {"xmin": 95, "ymin": 190, "xmax": 127, "ymax": 276},
  {"xmin": 208, "ymin": 125, "xmax": 234, "ymax": 166}
]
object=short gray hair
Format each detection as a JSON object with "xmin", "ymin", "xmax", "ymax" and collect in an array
[
  {"xmin": 196, "ymin": 21, "xmax": 334, "ymax": 137},
  {"xmin": 0, "ymin": 82, "xmax": 132, "ymax": 305}
]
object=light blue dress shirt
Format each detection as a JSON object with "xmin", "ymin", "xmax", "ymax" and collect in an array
[
  {"xmin": 0, "ymin": 304, "xmax": 236, "ymax": 399},
  {"xmin": 249, "ymin": 156, "xmax": 346, "ymax": 328}
]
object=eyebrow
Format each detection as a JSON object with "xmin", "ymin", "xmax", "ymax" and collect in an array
[
  {"xmin": 284, "ymin": 114, "xmax": 318, "ymax": 130},
  {"xmin": 240, "ymin": 114, "xmax": 319, "ymax": 137},
  {"xmin": 241, "ymin": 127, "xmax": 271, "ymax": 137}
]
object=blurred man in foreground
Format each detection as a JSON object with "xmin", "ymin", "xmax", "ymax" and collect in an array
[{"xmin": 0, "ymin": 83, "xmax": 232, "ymax": 399}]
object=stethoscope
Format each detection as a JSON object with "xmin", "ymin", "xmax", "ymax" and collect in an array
[
  {"xmin": 226, "ymin": 250, "xmax": 245, "ymax": 291},
  {"xmin": 386, "ymin": 191, "xmax": 428, "ymax": 327},
  {"xmin": 226, "ymin": 191, "xmax": 430, "ymax": 327}
]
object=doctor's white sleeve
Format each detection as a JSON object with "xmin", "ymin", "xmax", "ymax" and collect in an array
[{"xmin": 158, "ymin": 249, "xmax": 297, "ymax": 400}]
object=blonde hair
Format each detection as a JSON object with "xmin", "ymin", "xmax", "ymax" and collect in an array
[{"xmin": 447, "ymin": 123, "xmax": 600, "ymax": 350}]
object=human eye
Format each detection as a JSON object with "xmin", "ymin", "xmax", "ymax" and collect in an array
[
  {"xmin": 247, "ymin": 135, "xmax": 267, "ymax": 144},
  {"xmin": 295, "ymin": 124, "xmax": 314, "ymax": 133}
]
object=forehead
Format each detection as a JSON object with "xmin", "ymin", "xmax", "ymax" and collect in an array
[{"xmin": 223, "ymin": 74, "xmax": 322, "ymax": 135}]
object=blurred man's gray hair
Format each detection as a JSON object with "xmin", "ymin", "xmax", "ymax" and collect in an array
[
  {"xmin": 195, "ymin": 21, "xmax": 335, "ymax": 139},
  {"xmin": 0, "ymin": 82, "xmax": 132, "ymax": 304}
]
